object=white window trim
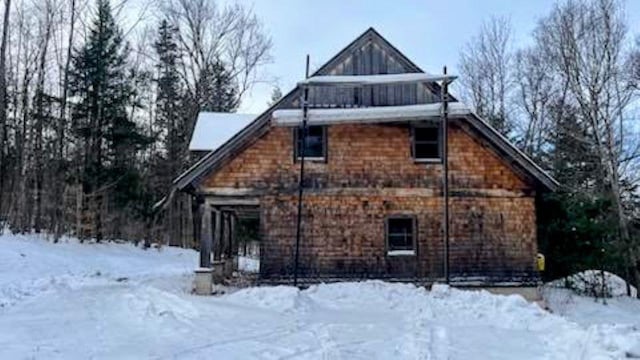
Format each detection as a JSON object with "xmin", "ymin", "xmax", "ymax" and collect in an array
[
  {"xmin": 296, "ymin": 156, "xmax": 326, "ymax": 162},
  {"xmin": 387, "ymin": 249, "xmax": 416, "ymax": 256}
]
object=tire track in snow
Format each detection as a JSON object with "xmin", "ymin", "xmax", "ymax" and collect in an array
[{"xmin": 403, "ymin": 305, "xmax": 449, "ymax": 360}]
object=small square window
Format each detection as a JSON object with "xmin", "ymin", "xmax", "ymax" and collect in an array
[
  {"xmin": 412, "ymin": 125, "xmax": 441, "ymax": 161},
  {"xmin": 294, "ymin": 125, "xmax": 326, "ymax": 160},
  {"xmin": 386, "ymin": 216, "xmax": 416, "ymax": 255}
]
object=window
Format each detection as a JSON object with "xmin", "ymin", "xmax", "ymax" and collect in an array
[
  {"xmin": 412, "ymin": 125, "xmax": 441, "ymax": 161},
  {"xmin": 294, "ymin": 125, "xmax": 326, "ymax": 161},
  {"xmin": 386, "ymin": 216, "xmax": 416, "ymax": 256}
]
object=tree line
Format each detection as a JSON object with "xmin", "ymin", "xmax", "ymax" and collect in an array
[
  {"xmin": 0, "ymin": 0, "xmax": 271, "ymax": 245},
  {"xmin": 458, "ymin": 0, "xmax": 640, "ymax": 288}
]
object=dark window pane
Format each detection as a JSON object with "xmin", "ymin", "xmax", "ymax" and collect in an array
[
  {"xmin": 387, "ymin": 218, "xmax": 414, "ymax": 251},
  {"xmin": 413, "ymin": 126, "xmax": 440, "ymax": 160},
  {"xmin": 414, "ymin": 126, "xmax": 439, "ymax": 142},
  {"xmin": 415, "ymin": 143, "xmax": 439, "ymax": 159},
  {"xmin": 296, "ymin": 126, "xmax": 325, "ymax": 158}
]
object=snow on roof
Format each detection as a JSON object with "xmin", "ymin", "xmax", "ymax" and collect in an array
[
  {"xmin": 298, "ymin": 73, "xmax": 457, "ymax": 87},
  {"xmin": 189, "ymin": 112, "xmax": 256, "ymax": 151},
  {"xmin": 272, "ymin": 103, "xmax": 471, "ymax": 126}
]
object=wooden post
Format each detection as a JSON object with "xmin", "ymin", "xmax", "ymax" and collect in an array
[
  {"xmin": 192, "ymin": 195, "xmax": 208, "ymax": 268},
  {"xmin": 213, "ymin": 209, "xmax": 222, "ymax": 262},
  {"xmin": 200, "ymin": 203, "xmax": 212, "ymax": 268}
]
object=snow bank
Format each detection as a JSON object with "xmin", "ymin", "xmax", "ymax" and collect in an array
[
  {"xmin": 237, "ymin": 256, "xmax": 260, "ymax": 273},
  {"xmin": 2, "ymin": 233, "xmax": 640, "ymax": 359},
  {"xmin": 549, "ymin": 270, "xmax": 637, "ymax": 297},
  {"xmin": 220, "ymin": 281, "xmax": 640, "ymax": 359},
  {"xmin": 0, "ymin": 232, "xmax": 196, "ymax": 308}
]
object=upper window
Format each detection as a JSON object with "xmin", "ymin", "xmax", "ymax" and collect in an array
[
  {"xmin": 294, "ymin": 125, "xmax": 326, "ymax": 161},
  {"xmin": 412, "ymin": 125, "xmax": 441, "ymax": 161},
  {"xmin": 386, "ymin": 216, "xmax": 416, "ymax": 256}
]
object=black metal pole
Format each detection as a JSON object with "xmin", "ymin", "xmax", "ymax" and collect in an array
[
  {"xmin": 442, "ymin": 66, "xmax": 450, "ymax": 284},
  {"xmin": 293, "ymin": 55, "xmax": 310, "ymax": 286}
]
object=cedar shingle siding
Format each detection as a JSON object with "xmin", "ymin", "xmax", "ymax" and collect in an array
[{"xmin": 203, "ymin": 123, "xmax": 537, "ymax": 280}]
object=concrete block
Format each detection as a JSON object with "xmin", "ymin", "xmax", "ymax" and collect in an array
[{"xmin": 194, "ymin": 268, "xmax": 212, "ymax": 295}]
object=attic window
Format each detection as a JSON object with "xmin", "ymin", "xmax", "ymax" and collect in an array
[
  {"xmin": 294, "ymin": 125, "xmax": 326, "ymax": 161},
  {"xmin": 412, "ymin": 124, "xmax": 441, "ymax": 162},
  {"xmin": 386, "ymin": 216, "xmax": 416, "ymax": 256}
]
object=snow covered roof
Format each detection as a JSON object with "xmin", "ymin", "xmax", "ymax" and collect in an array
[
  {"xmin": 298, "ymin": 73, "xmax": 456, "ymax": 87},
  {"xmin": 272, "ymin": 103, "xmax": 471, "ymax": 126},
  {"xmin": 189, "ymin": 112, "xmax": 256, "ymax": 151}
]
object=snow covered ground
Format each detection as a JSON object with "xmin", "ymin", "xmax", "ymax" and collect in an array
[{"xmin": 1, "ymin": 233, "xmax": 640, "ymax": 359}]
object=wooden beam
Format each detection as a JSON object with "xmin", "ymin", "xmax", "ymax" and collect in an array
[
  {"xmin": 213, "ymin": 209, "xmax": 222, "ymax": 262},
  {"xmin": 199, "ymin": 200, "xmax": 212, "ymax": 268}
]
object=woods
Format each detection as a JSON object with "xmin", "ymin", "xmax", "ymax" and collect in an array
[
  {"xmin": 459, "ymin": 0, "xmax": 640, "ymax": 287},
  {"xmin": 0, "ymin": 0, "xmax": 271, "ymax": 243}
]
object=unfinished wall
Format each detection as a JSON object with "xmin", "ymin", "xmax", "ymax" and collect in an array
[{"xmin": 201, "ymin": 121, "xmax": 538, "ymax": 281}]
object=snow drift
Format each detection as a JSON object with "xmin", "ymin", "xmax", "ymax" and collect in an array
[{"xmin": 1, "ymin": 233, "xmax": 640, "ymax": 359}]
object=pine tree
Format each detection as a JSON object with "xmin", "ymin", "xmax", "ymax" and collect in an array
[
  {"xmin": 69, "ymin": 0, "xmax": 150, "ymax": 240},
  {"xmin": 200, "ymin": 59, "xmax": 238, "ymax": 112},
  {"xmin": 268, "ymin": 86, "xmax": 282, "ymax": 107},
  {"xmin": 154, "ymin": 20, "xmax": 185, "ymax": 183}
]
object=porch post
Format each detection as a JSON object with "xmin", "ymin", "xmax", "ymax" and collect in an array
[
  {"xmin": 213, "ymin": 209, "xmax": 222, "ymax": 261},
  {"xmin": 193, "ymin": 195, "xmax": 213, "ymax": 295},
  {"xmin": 199, "ymin": 198, "xmax": 212, "ymax": 268}
]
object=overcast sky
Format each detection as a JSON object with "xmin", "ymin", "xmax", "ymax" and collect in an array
[{"xmin": 237, "ymin": 0, "xmax": 640, "ymax": 114}]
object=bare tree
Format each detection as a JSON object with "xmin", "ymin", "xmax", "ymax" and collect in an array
[
  {"xmin": 162, "ymin": 0, "xmax": 271, "ymax": 127},
  {"xmin": 0, "ymin": 0, "xmax": 11, "ymax": 226},
  {"xmin": 537, "ymin": 0, "xmax": 639, "ymax": 288},
  {"xmin": 513, "ymin": 46, "xmax": 556, "ymax": 160},
  {"xmin": 459, "ymin": 16, "xmax": 513, "ymax": 135}
]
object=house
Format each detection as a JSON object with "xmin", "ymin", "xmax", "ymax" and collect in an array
[{"xmin": 174, "ymin": 28, "xmax": 558, "ymax": 287}]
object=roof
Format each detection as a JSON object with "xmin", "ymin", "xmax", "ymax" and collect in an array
[
  {"xmin": 189, "ymin": 112, "xmax": 256, "ymax": 151},
  {"xmin": 173, "ymin": 27, "xmax": 558, "ymax": 192},
  {"xmin": 298, "ymin": 73, "xmax": 456, "ymax": 87},
  {"xmin": 272, "ymin": 103, "xmax": 471, "ymax": 126}
]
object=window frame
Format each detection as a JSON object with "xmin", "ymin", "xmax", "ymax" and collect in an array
[
  {"xmin": 385, "ymin": 215, "xmax": 417, "ymax": 256},
  {"xmin": 411, "ymin": 123, "xmax": 442, "ymax": 163},
  {"xmin": 293, "ymin": 125, "xmax": 327, "ymax": 162}
]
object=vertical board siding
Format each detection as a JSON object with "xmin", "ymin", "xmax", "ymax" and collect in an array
[{"xmin": 307, "ymin": 41, "xmax": 436, "ymax": 108}]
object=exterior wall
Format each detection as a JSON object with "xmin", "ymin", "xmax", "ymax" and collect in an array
[
  {"xmin": 205, "ymin": 123, "xmax": 529, "ymax": 192},
  {"xmin": 202, "ymin": 121, "xmax": 538, "ymax": 281},
  {"xmin": 260, "ymin": 194, "xmax": 536, "ymax": 280}
]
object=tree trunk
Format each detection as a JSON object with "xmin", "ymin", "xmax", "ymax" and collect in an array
[{"xmin": 0, "ymin": 0, "xmax": 11, "ymax": 224}]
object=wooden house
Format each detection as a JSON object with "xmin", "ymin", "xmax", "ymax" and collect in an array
[{"xmin": 173, "ymin": 28, "xmax": 558, "ymax": 285}]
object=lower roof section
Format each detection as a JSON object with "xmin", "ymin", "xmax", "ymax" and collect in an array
[{"xmin": 272, "ymin": 103, "xmax": 470, "ymax": 127}]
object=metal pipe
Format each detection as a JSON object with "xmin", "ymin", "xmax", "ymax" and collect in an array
[
  {"xmin": 293, "ymin": 55, "xmax": 310, "ymax": 286},
  {"xmin": 442, "ymin": 66, "xmax": 450, "ymax": 284}
]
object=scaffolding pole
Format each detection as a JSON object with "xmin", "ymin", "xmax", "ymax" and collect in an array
[
  {"xmin": 293, "ymin": 55, "xmax": 310, "ymax": 287},
  {"xmin": 442, "ymin": 66, "xmax": 450, "ymax": 284}
]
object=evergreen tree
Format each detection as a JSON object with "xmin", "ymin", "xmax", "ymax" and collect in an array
[
  {"xmin": 268, "ymin": 86, "xmax": 282, "ymax": 107},
  {"xmin": 200, "ymin": 59, "xmax": 238, "ymax": 112},
  {"xmin": 549, "ymin": 100, "xmax": 601, "ymax": 191},
  {"xmin": 154, "ymin": 19, "xmax": 185, "ymax": 183},
  {"xmin": 68, "ymin": 0, "xmax": 150, "ymax": 240}
]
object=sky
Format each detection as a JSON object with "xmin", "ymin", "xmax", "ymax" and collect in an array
[{"xmin": 237, "ymin": 0, "xmax": 640, "ymax": 114}]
